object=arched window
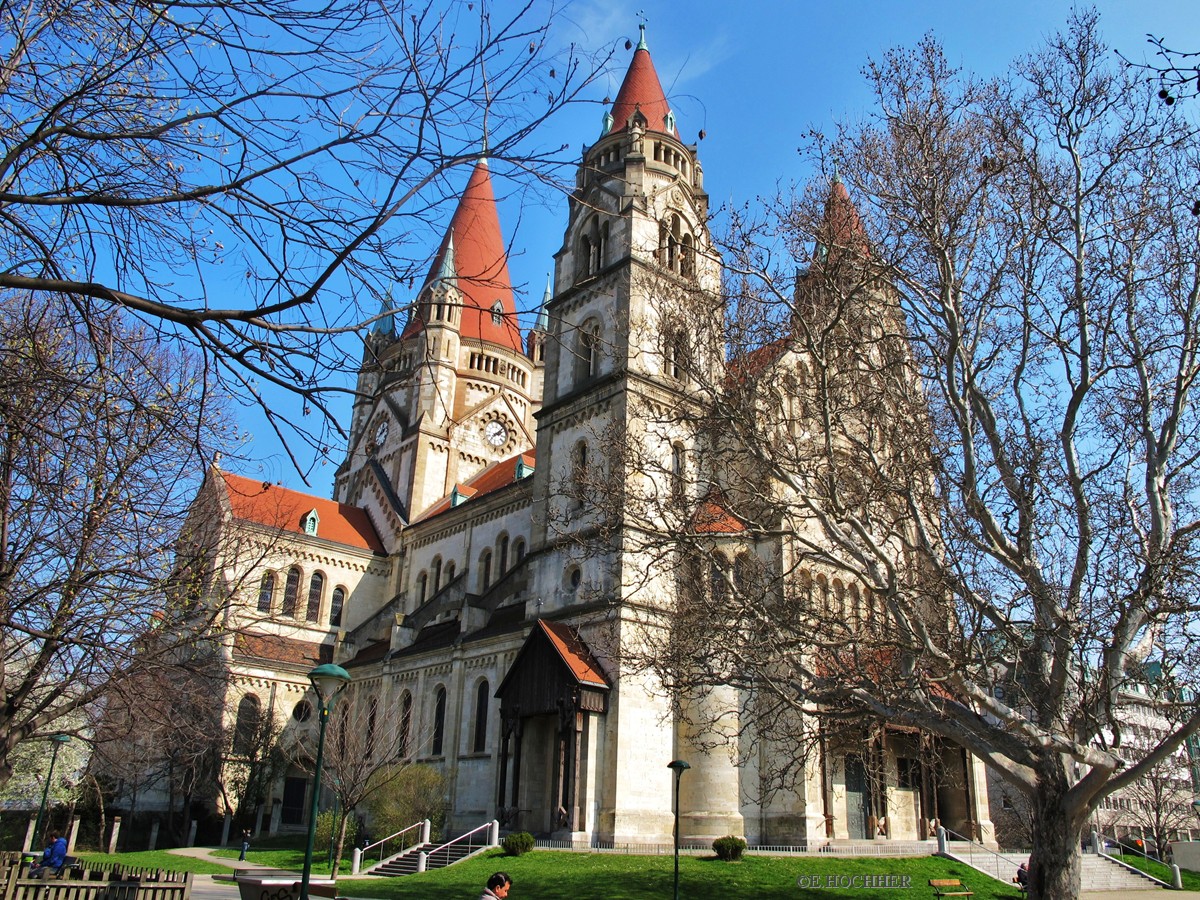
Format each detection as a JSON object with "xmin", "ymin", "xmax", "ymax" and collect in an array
[
  {"xmin": 473, "ymin": 680, "xmax": 490, "ymax": 753},
  {"xmin": 671, "ymin": 443, "xmax": 685, "ymax": 500},
  {"xmin": 681, "ymin": 233, "xmax": 695, "ymax": 278},
  {"xmin": 432, "ymin": 557, "xmax": 443, "ymax": 593},
  {"xmin": 513, "ymin": 539, "xmax": 526, "ymax": 564},
  {"xmin": 233, "ymin": 694, "xmax": 261, "ymax": 756},
  {"xmin": 572, "ymin": 441, "xmax": 589, "ymax": 503},
  {"xmin": 399, "ymin": 692, "xmax": 413, "ymax": 759},
  {"xmin": 365, "ymin": 695, "xmax": 378, "ymax": 760},
  {"xmin": 417, "ymin": 572, "xmax": 428, "ymax": 605},
  {"xmin": 578, "ymin": 234, "xmax": 593, "ymax": 280},
  {"xmin": 445, "ymin": 562, "xmax": 456, "ymax": 583},
  {"xmin": 257, "ymin": 572, "xmax": 275, "ymax": 613},
  {"xmin": 432, "ymin": 687, "xmax": 447, "ymax": 756},
  {"xmin": 282, "ymin": 567, "xmax": 301, "ymax": 618},
  {"xmin": 599, "ymin": 222, "xmax": 610, "ymax": 269},
  {"xmin": 577, "ymin": 322, "xmax": 600, "ymax": 382},
  {"xmin": 665, "ymin": 328, "xmax": 688, "ymax": 379},
  {"xmin": 480, "ymin": 550, "xmax": 493, "ymax": 591},
  {"xmin": 710, "ymin": 554, "xmax": 729, "ymax": 603},
  {"xmin": 733, "ymin": 554, "xmax": 751, "ymax": 595},
  {"xmin": 306, "ymin": 572, "xmax": 324, "ymax": 623},
  {"xmin": 330, "ymin": 586, "xmax": 346, "ymax": 628},
  {"xmin": 498, "ymin": 536, "xmax": 509, "ymax": 575}
]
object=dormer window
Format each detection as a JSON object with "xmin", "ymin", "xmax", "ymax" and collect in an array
[
  {"xmin": 516, "ymin": 459, "xmax": 534, "ymax": 479},
  {"xmin": 491, "ymin": 301, "xmax": 504, "ymax": 326},
  {"xmin": 451, "ymin": 487, "xmax": 466, "ymax": 507},
  {"xmin": 302, "ymin": 509, "xmax": 320, "ymax": 536},
  {"xmin": 664, "ymin": 110, "xmax": 675, "ymax": 133}
]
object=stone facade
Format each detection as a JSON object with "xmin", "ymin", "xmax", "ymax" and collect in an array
[{"xmin": 125, "ymin": 27, "xmax": 993, "ymax": 848}]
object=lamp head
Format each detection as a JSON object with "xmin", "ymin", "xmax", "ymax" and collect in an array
[
  {"xmin": 667, "ymin": 759, "xmax": 691, "ymax": 775},
  {"xmin": 52, "ymin": 735, "xmax": 70, "ymax": 745},
  {"xmin": 308, "ymin": 663, "xmax": 351, "ymax": 706}
]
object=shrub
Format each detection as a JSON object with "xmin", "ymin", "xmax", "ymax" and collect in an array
[
  {"xmin": 502, "ymin": 832, "xmax": 535, "ymax": 856},
  {"xmin": 713, "ymin": 835, "xmax": 747, "ymax": 861}
]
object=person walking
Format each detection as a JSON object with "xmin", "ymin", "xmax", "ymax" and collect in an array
[{"xmin": 239, "ymin": 829, "xmax": 251, "ymax": 862}]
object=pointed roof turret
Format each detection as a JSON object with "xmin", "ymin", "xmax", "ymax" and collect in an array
[
  {"xmin": 371, "ymin": 289, "xmax": 395, "ymax": 336},
  {"xmin": 820, "ymin": 175, "xmax": 868, "ymax": 260},
  {"xmin": 603, "ymin": 24, "xmax": 678, "ymax": 139},
  {"xmin": 401, "ymin": 159, "xmax": 523, "ymax": 353},
  {"xmin": 535, "ymin": 275, "xmax": 551, "ymax": 332}
]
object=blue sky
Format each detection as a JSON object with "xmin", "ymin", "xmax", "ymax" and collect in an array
[{"xmin": 242, "ymin": 0, "xmax": 1200, "ymax": 495}]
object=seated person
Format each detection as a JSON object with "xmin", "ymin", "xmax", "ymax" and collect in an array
[
  {"xmin": 31, "ymin": 833, "xmax": 68, "ymax": 878},
  {"xmin": 1015, "ymin": 861, "xmax": 1029, "ymax": 890}
]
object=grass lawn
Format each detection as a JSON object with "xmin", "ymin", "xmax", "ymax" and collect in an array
[
  {"xmin": 1113, "ymin": 853, "xmax": 1200, "ymax": 890},
  {"xmin": 332, "ymin": 850, "xmax": 1022, "ymax": 900}
]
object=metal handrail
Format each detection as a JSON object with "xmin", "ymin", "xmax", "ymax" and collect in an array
[
  {"xmin": 362, "ymin": 819, "xmax": 425, "ymax": 858},
  {"xmin": 1095, "ymin": 831, "xmax": 1171, "ymax": 887},
  {"xmin": 424, "ymin": 821, "xmax": 494, "ymax": 868},
  {"xmin": 939, "ymin": 825, "xmax": 1026, "ymax": 883}
]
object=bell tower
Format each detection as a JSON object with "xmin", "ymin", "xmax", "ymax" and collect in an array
[{"xmin": 527, "ymin": 26, "xmax": 741, "ymax": 845}]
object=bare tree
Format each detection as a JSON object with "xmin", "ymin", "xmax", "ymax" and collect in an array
[
  {"xmin": 297, "ymin": 687, "xmax": 437, "ymax": 876},
  {"xmin": 567, "ymin": 13, "xmax": 1200, "ymax": 900},
  {"xmin": 0, "ymin": 291, "xmax": 233, "ymax": 788},
  {"xmin": 0, "ymin": 0, "xmax": 606, "ymax": 462}
]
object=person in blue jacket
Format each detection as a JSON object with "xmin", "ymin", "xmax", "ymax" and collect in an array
[{"xmin": 33, "ymin": 832, "xmax": 68, "ymax": 878}]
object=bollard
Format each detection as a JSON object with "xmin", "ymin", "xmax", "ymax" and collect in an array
[
  {"xmin": 1173, "ymin": 864, "xmax": 1183, "ymax": 890},
  {"xmin": 351, "ymin": 848, "xmax": 361, "ymax": 876},
  {"xmin": 67, "ymin": 816, "xmax": 81, "ymax": 854},
  {"xmin": 108, "ymin": 817, "xmax": 122, "ymax": 854},
  {"xmin": 936, "ymin": 825, "xmax": 947, "ymax": 855},
  {"xmin": 490, "ymin": 819, "xmax": 500, "ymax": 847},
  {"xmin": 417, "ymin": 851, "xmax": 427, "ymax": 874},
  {"xmin": 1091, "ymin": 830, "xmax": 1101, "ymax": 855},
  {"xmin": 149, "ymin": 821, "xmax": 160, "ymax": 851},
  {"xmin": 421, "ymin": 819, "xmax": 431, "ymax": 844}
]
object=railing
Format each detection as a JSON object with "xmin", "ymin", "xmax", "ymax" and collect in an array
[
  {"xmin": 421, "ymin": 820, "xmax": 498, "ymax": 871},
  {"xmin": 1095, "ymin": 831, "xmax": 1172, "ymax": 888},
  {"xmin": 352, "ymin": 819, "xmax": 429, "ymax": 874},
  {"xmin": 938, "ymin": 825, "xmax": 1026, "ymax": 883}
]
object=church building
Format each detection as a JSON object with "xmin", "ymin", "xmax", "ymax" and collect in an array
[{"xmin": 187, "ymin": 27, "xmax": 993, "ymax": 848}]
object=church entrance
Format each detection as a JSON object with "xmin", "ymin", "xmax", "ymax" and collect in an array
[
  {"xmin": 495, "ymin": 620, "xmax": 608, "ymax": 836},
  {"xmin": 844, "ymin": 755, "xmax": 870, "ymax": 839}
]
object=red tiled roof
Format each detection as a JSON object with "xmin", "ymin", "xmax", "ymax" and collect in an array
[
  {"xmin": 234, "ymin": 633, "xmax": 329, "ymax": 667},
  {"xmin": 219, "ymin": 471, "xmax": 385, "ymax": 553},
  {"xmin": 402, "ymin": 159, "xmax": 523, "ymax": 353},
  {"xmin": 416, "ymin": 452, "xmax": 535, "ymax": 521},
  {"xmin": 341, "ymin": 639, "xmax": 390, "ymax": 669},
  {"xmin": 692, "ymin": 492, "xmax": 746, "ymax": 534},
  {"xmin": 608, "ymin": 34, "xmax": 678, "ymax": 138},
  {"xmin": 538, "ymin": 619, "xmax": 609, "ymax": 689}
]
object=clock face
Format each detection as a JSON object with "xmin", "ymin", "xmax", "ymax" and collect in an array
[
  {"xmin": 485, "ymin": 421, "xmax": 509, "ymax": 448},
  {"xmin": 373, "ymin": 419, "xmax": 389, "ymax": 447}
]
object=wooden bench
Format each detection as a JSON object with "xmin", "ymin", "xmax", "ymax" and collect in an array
[
  {"xmin": 929, "ymin": 879, "xmax": 973, "ymax": 898},
  {"xmin": 1, "ymin": 866, "xmax": 192, "ymax": 900}
]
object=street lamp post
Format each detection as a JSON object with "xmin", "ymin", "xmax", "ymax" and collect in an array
[
  {"xmin": 32, "ymin": 735, "xmax": 70, "ymax": 850},
  {"xmin": 667, "ymin": 760, "xmax": 690, "ymax": 900},
  {"xmin": 300, "ymin": 664, "xmax": 351, "ymax": 900}
]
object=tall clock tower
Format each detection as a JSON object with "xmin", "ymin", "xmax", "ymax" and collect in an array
[{"xmin": 334, "ymin": 159, "xmax": 540, "ymax": 532}]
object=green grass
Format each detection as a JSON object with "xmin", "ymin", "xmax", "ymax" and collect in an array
[
  {"xmin": 1113, "ymin": 853, "xmax": 1200, "ymax": 890},
  {"xmin": 332, "ymin": 851, "xmax": 1022, "ymax": 900},
  {"xmin": 74, "ymin": 851, "xmax": 233, "ymax": 875}
]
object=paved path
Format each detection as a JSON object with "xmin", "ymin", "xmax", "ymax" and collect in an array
[{"xmin": 164, "ymin": 847, "xmax": 242, "ymax": 900}]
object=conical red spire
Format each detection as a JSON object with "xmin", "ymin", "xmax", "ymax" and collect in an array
[
  {"xmin": 606, "ymin": 25, "xmax": 677, "ymax": 138},
  {"xmin": 402, "ymin": 159, "xmax": 523, "ymax": 353},
  {"xmin": 817, "ymin": 176, "xmax": 869, "ymax": 265}
]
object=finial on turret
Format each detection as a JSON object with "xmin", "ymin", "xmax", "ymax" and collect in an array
[{"xmin": 636, "ymin": 10, "xmax": 648, "ymax": 50}]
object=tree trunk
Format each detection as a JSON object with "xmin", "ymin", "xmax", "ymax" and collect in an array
[
  {"xmin": 332, "ymin": 813, "xmax": 348, "ymax": 879},
  {"xmin": 1028, "ymin": 762, "xmax": 1082, "ymax": 900}
]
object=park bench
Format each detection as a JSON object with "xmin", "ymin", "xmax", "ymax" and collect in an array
[
  {"xmin": 929, "ymin": 878, "xmax": 973, "ymax": 898},
  {"xmin": 1, "ymin": 864, "xmax": 192, "ymax": 900}
]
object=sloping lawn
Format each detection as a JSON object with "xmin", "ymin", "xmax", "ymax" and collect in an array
[
  {"xmin": 1113, "ymin": 853, "xmax": 1200, "ymax": 890},
  {"xmin": 336, "ymin": 851, "xmax": 1021, "ymax": 900}
]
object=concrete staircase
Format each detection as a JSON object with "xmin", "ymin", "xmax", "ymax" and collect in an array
[
  {"xmin": 366, "ymin": 822, "xmax": 497, "ymax": 878},
  {"xmin": 1080, "ymin": 854, "xmax": 1164, "ymax": 892},
  {"xmin": 953, "ymin": 850, "xmax": 1163, "ymax": 892}
]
